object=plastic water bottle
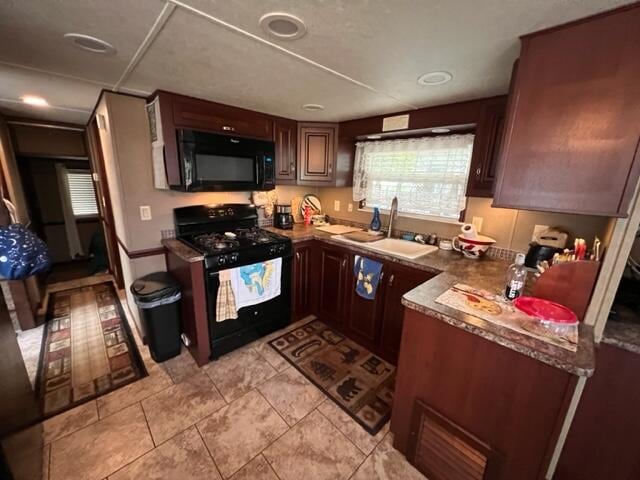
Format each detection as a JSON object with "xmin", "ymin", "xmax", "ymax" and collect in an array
[{"xmin": 505, "ymin": 253, "xmax": 527, "ymax": 301}]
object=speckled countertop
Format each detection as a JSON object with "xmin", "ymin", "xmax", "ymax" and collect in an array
[
  {"xmin": 602, "ymin": 320, "xmax": 640, "ymax": 355},
  {"xmin": 162, "ymin": 238, "xmax": 204, "ymax": 263},
  {"xmin": 267, "ymin": 225, "xmax": 595, "ymax": 377}
]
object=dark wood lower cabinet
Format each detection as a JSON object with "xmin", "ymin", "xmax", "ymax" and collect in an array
[
  {"xmin": 292, "ymin": 241, "xmax": 316, "ymax": 321},
  {"xmin": 317, "ymin": 244, "xmax": 350, "ymax": 328},
  {"xmin": 392, "ymin": 308, "xmax": 577, "ymax": 480},
  {"xmin": 555, "ymin": 342, "xmax": 640, "ymax": 480}
]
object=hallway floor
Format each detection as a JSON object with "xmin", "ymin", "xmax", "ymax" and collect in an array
[{"xmin": 9, "ymin": 306, "xmax": 426, "ymax": 480}]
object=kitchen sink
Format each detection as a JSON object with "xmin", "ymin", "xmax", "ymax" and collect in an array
[{"xmin": 333, "ymin": 235, "xmax": 439, "ymax": 259}]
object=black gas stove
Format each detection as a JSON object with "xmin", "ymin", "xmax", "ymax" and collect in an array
[
  {"xmin": 174, "ymin": 204, "xmax": 292, "ymax": 359},
  {"xmin": 175, "ymin": 204, "xmax": 291, "ymax": 270}
]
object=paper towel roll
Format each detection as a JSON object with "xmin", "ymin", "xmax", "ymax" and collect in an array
[{"xmin": 461, "ymin": 223, "xmax": 478, "ymax": 239}]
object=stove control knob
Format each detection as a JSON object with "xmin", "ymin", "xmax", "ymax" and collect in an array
[
  {"xmin": 226, "ymin": 208, "xmax": 234, "ymax": 216},
  {"xmin": 278, "ymin": 244, "xmax": 286, "ymax": 253},
  {"xmin": 268, "ymin": 246, "xmax": 276, "ymax": 255},
  {"xmin": 230, "ymin": 253, "xmax": 239, "ymax": 263},
  {"xmin": 217, "ymin": 256, "xmax": 226, "ymax": 266}
]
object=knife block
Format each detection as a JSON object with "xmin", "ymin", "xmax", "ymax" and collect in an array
[{"xmin": 531, "ymin": 260, "xmax": 600, "ymax": 321}]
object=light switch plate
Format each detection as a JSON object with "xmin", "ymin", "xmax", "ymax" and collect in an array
[
  {"xmin": 532, "ymin": 224, "xmax": 549, "ymax": 241},
  {"xmin": 139, "ymin": 206, "xmax": 152, "ymax": 221},
  {"xmin": 347, "ymin": 203, "xmax": 353, "ymax": 212},
  {"xmin": 471, "ymin": 216, "xmax": 483, "ymax": 233},
  {"xmin": 334, "ymin": 200, "xmax": 341, "ymax": 212}
]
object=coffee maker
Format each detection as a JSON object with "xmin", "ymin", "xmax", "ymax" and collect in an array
[
  {"xmin": 524, "ymin": 228, "xmax": 568, "ymax": 269},
  {"xmin": 274, "ymin": 204, "xmax": 293, "ymax": 230}
]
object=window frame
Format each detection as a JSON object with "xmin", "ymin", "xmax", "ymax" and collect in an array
[{"xmin": 65, "ymin": 169, "xmax": 99, "ymax": 219}]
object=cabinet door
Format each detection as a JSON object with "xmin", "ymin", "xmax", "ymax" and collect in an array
[
  {"xmin": 379, "ymin": 265, "xmax": 433, "ymax": 364},
  {"xmin": 171, "ymin": 94, "xmax": 273, "ymax": 140},
  {"xmin": 274, "ymin": 119, "xmax": 297, "ymax": 184},
  {"xmin": 298, "ymin": 123, "xmax": 337, "ymax": 184},
  {"xmin": 344, "ymin": 254, "xmax": 385, "ymax": 351},
  {"xmin": 317, "ymin": 245, "xmax": 348, "ymax": 327},
  {"xmin": 292, "ymin": 242, "xmax": 315, "ymax": 321},
  {"xmin": 466, "ymin": 96, "xmax": 507, "ymax": 198},
  {"xmin": 492, "ymin": 6, "xmax": 640, "ymax": 216}
]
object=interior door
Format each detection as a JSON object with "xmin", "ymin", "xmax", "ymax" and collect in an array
[{"xmin": 86, "ymin": 121, "xmax": 123, "ymax": 289}]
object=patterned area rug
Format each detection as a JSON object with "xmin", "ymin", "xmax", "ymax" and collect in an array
[
  {"xmin": 36, "ymin": 282, "xmax": 147, "ymax": 418},
  {"xmin": 269, "ymin": 319, "xmax": 395, "ymax": 435}
]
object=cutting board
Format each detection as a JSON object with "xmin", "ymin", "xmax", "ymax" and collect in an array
[
  {"xmin": 341, "ymin": 231, "xmax": 385, "ymax": 243},
  {"xmin": 315, "ymin": 224, "xmax": 362, "ymax": 235}
]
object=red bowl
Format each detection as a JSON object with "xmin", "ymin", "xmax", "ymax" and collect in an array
[{"xmin": 513, "ymin": 296, "xmax": 578, "ymax": 324}]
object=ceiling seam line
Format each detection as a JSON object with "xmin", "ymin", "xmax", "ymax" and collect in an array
[
  {"xmin": 0, "ymin": 98, "xmax": 92, "ymax": 113},
  {"xmin": 167, "ymin": 0, "xmax": 418, "ymax": 110},
  {"xmin": 0, "ymin": 60, "xmax": 152, "ymax": 97},
  {"xmin": 113, "ymin": 1, "xmax": 177, "ymax": 92}
]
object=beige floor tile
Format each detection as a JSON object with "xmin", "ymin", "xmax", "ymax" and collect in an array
[
  {"xmin": 97, "ymin": 369, "xmax": 172, "ymax": 418},
  {"xmin": 253, "ymin": 342, "xmax": 290, "ymax": 372},
  {"xmin": 43, "ymin": 401, "xmax": 99, "ymax": 445},
  {"xmin": 108, "ymin": 426, "xmax": 221, "ymax": 480},
  {"xmin": 230, "ymin": 454, "xmax": 278, "ymax": 480},
  {"xmin": 317, "ymin": 398, "xmax": 389, "ymax": 455},
  {"xmin": 197, "ymin": 390, "xmax": 288, "ymax": 479},
  {"xmin": 263, "ymin": 409, "xmax": 364, "ymax": 480},
  {"xmin": 161, "ymin": 348, "xmax": 202, "ymax": 383},
  {"xmin": 141, "ymin": 371, "xmax": 226, "ymax": 445},
  {"xmin": 351, "ymin": 433, "xmax": 425, "ymax": 480},
  {"xmin": 258, "ymin": 367, "xmax": 325, "ymax": 426},
  {"xmin": 49, "ymin": 404, "xmax": 154, "ymax": 480},
  {"xmin": 204, "ymin": 348, "xmax": 277, "ymax": 403}
]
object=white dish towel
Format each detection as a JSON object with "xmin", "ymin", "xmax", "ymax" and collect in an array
[{"xmin": 229, "ymin": 257, "xmax": 282, "ymax": 309}]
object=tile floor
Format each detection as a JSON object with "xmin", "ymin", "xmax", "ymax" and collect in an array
[{"xmin": 13, "ymin": 293, "xmax": 426, "ymax": 480}]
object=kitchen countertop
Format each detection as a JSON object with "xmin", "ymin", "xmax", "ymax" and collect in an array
[
  {"xmin": 602, "ymin": 320, "xmax": 640, "ymax": 355},
  {"xmin": 267, "ymin": 224, "xmax": 595, "ymax": 377},
  {"xmin": 162, "ymin": 238, "xmax": 204, "ymax": 263}
]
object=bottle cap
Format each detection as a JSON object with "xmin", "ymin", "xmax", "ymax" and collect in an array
[{"xmin": 515, "ymin": 253, "xmax": 526, "ymax": 265}]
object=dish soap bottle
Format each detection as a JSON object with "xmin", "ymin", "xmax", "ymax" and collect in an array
[
  {"xmin": 505, "ymin": 253, "xmax": 527, "ymax": 301},
  {"xmin": 370, "ymin": 207, "xmax": 381, "ymax": 231}
]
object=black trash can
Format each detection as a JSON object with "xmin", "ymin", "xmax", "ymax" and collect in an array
[{"xmin": 131, "ymin": 272, "xmax": 182, "ymax": 362}]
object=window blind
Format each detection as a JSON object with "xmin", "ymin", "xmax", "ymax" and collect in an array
[
  {"xmin": 353, "ymin": 134, "xmax": 475, "ymax": 220},
  {"xmin": 66, "ymin": 171, "xmax": 99, "ymax": 217}
]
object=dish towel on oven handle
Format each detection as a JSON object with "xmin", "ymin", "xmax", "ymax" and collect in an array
[
  {"xmin": 229, "ymin": 257, "xmax": 282, "ymax": 309},
  {"xmin": 354, "ymin": 255, "xmax": 383, "ymax": 300},
  {"xmin": 216, "ymin": 269, "xmax": 238, "ymax": 322}
]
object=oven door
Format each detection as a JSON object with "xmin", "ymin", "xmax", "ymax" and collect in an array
[
  {"xmin": 177, "ymin": 129, "xmax": 274, "ymax": 192},
  {"xmin": 205, "ymin": 256, "xmax": 291, "ymax": 359}
]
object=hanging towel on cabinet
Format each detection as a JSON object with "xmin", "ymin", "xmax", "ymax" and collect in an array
[{"xmin": 354, "ymin": 255, "xmax": 383, "ymax": 300}]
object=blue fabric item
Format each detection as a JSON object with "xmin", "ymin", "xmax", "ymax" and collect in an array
[
  {"xmin": 0, "ymin": 224, "xmax": 51, "ymax": 280},
  {"xmin": 353, "ymin": 255, "xmax": 383, "ymax": 300}
]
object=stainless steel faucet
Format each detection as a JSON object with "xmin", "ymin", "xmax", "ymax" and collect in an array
[{"xmin": 387, "ymin": 196, "xmax": 398, "ymax": 238}]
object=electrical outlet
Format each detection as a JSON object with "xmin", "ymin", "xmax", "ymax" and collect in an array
[
  {"xmin": 139, "ymin": 206, "xmax": 152, "ymax": 221},
  {"xmin": 532, "ymin": 224, "xmax": 549, "ymax": 241},
  {"xmin": 334, "ymin": 200, "xmax": 341, "ymax": 212},
  {"xmin": 472, "ymin": 216, "xmax": 483, "ymax": 233},
  {"xmin": 347, "ymin": 203, "xmax": 353, "ymax": 212}
]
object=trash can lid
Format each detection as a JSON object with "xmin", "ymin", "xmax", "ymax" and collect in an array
[{"xmin": 131, "ymin": 271, "xmax": 181, "ymax": 302}]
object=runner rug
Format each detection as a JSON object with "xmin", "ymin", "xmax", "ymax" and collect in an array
[
  {"xmin": 268, "ymin": 319, "xmax": 395, "ymax": 435},
  {"xmin": 36, "ymin": 282, "xmax": 147, "ymax": 418}
]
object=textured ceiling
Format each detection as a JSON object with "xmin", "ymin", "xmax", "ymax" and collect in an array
[{"xmin": 0, "ymin": 0, "xmax": 632, "ymax": 124}]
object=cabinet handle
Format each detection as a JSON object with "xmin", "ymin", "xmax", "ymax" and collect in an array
[
  {"xmin": 295, "ymin": 251, "xmax": 301, "ymax": 261},
  {"xmin": 380, "ymin": 271, "xmax": 385, "ymax": 282},
  {"xmin": 476, "ymin": 166, "xmax": 482, "ymax": 178},
  {"xmin": 222, "ymin": 125, "xmax": 235, "ymax": 131},
  {"xmin": 290, "ymin": 162, "xmax": 295, "ymax": 171},
  {"xmin": 388, "ymin": 274, "xmax": 395, "ymax": 287},
  {"xmin": 342, "ymin": 258, "xmax": 347, "ymax": 269}
]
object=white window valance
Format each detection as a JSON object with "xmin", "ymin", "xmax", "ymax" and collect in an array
[{"xmin": 352, "ymin": 134, "xmax": 475, "ymax": 220}]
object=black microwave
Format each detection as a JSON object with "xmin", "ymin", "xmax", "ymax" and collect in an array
[{"xmin": 174, "ymin": 129, "xmax": 275, "ymax": 192}]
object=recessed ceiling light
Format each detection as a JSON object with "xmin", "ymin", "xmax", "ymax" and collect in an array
[
  {"xmin": 20, "ymin": 95, "xmax": 49, "ymax": 107},
  {"xmin": 367, "ymin": 135, "xmax": 382, "ymax": 140},
  {"xmin": 64, "ymin": 33, "xmax": 116, "ymax": 55},
  {"xmin": 431, "ymin": 128, "xmax": 450, "ymax": 133},
  {"xmin": 260, "ymin": 13, "xmax": 307, "ymax": 40},
  {"xmin": 301, "ymin": 103, "xmax": 325, "ymax": 112},
  {"xmin": 417, "ymin": 71, "xmax": 453, "ymax": 86}
]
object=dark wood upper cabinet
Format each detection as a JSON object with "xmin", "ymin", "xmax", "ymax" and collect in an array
[
  {"xmin": 297, "ymin": 122, "xmax": 338, "ymax": 185},
  {"xmin": 466, "ymin": 96, "xmax": 507, "ymax": 198},
  {"xmin": 292, "ymin": 241, "xmax": 316, "ymax": 321},
  {"xmin": 492, "ymin": 5, "xmax": 640, "ymax": 216},
  {"xmin": 378, "ymin": 264, "xmax": 434, "ymax": 364},
  {"xmin": 274, "ymin": 118, "xmax": 298, "ymax": 184}
]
